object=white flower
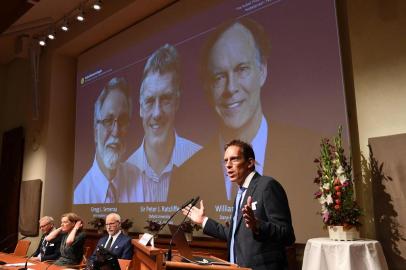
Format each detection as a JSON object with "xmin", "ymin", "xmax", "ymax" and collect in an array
[
  {"xmin": 336, "ymin": 165, "xmax": 345, "ymax": 175},
  {"xmin": 326, "ymin": 194, "xmax": 333, "ymax": 205},
  {"xmin": 338, "ymin": 174, "xmax": 347, "ymax": 184},
  {"xmin": 322, "ymin": 183, "xmax": 330, "ymax": 190},
  {"xmin": 336, "ymin": 165, "xmax": 347, "ymax": 184},
  {"xmin": 319, "ymin": 196, "xmax": 326, "ymax": 205}
]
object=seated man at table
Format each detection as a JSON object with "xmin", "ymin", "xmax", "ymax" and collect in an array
[
  {"xmin": 31, "ymin": 216, "xmax": 62, "ymax": 262},
  {"xmin": 88, "ymin": 213, "xmax": 133, "ymax": 265}
]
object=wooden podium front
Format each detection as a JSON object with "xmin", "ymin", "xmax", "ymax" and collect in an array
[{"xmin": 132, "ymin": 239, "xmax": 250, "ymax": 270}]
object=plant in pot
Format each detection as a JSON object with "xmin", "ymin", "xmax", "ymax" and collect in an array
[
  {"xmin": 121, "ymin": 218, "xmax": 133, "ymax": 235},
  {"xmin": 180, "ymin": 220, "xmax": 201, "ymax": 242},
  {"xmin": 313, "ymin": 126, "xmax": 362, "ymax": 240},
  {"xmin": 89, "ymin": 217, "xmax": 106, "ymax": 234}
]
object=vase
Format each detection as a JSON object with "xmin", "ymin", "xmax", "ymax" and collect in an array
[
  {"xmin": 184, "ymin": 232, "xmax": 193, "ymax": 242},
  {"xmin": 328, "ymin": 225, "xmax": 359, "ymax": 241}
]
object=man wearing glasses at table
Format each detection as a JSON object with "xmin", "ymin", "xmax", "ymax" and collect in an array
[
  {"xmin": 31, "ymin": 216, "xmax": 62, "ymax": 262},
  {"xmin": 74, "ymin": 77, "xmax": 143, "ymax": 204},
  {"xmin": 88, "ymin": 213, "xmax": 133, "ymax": 265}
]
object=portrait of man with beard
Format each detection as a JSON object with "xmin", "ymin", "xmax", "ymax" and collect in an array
[{"xmin": 74, "ymin": 77, "xmax": 143, "ymax": 204}]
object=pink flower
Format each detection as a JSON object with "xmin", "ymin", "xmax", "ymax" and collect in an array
[{"xmin": 322, "ymin": 212, "xmax": 330, "ymax": 223}]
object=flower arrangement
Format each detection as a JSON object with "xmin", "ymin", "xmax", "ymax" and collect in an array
[
  {"xmin": 313, "ymin": 126, "xmax": 362, "ymax": 229},
  {"xmin": 88, "ymin": 217, "xmax": 105, "ymax": 230},
  {"xmin": 180, "ymin": 220, "xmax": 201, "ymax": 233},
  {"xmin": 144, "ymin": 220, "xmax": 162, "ymax": 232},
  {"xmin": 121, "ymin": 219, "xmax": 133, "ymax": 231}
]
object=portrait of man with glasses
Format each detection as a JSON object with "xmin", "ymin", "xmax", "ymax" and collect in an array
[
  {"xmin": 127, "ymin": 44, "xmax": 201, "ymax": 202},
  {"xmin": 74, "ymin": 77, "xmax": 143, "ymax": 204}
]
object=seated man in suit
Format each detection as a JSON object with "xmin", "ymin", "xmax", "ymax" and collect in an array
[
  {"xmin": 89, "ymin": 213, "xmax": 133, "ymax": 264},
  {"xmin": 31, "ymin": 216, "xmax": 62, "ymax": 262}
]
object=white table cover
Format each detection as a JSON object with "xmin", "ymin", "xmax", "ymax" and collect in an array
[{"xmin": 302, "ymin": 237, "xmax": 388, "ymax": 270}]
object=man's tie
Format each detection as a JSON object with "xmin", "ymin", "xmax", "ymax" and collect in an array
[
  {"xmin": 229, "ymin": 186, "xmax": 246, "ymax": 264},
  {"xmin": 40, "ymin": 236, "xmax": 47, "ymax": 257},
  {"xmin": 105, "ymin": 237, "xmax": 113, "ymax": 250},
  {"xmin": 105, "ymin": 181, "xmax": 117, "ymax": 203}
]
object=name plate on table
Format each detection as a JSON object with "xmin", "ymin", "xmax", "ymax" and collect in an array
[{"xmin": 139, "ymin": 233, "xmax": 155, "ymax": 247}]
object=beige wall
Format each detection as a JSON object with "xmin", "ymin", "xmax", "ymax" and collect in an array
[{"xmin": 346, "ymin": 0, "xmax": 406, "ymax": 238}]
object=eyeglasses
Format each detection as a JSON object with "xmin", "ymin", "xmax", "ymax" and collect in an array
[
  {"xmin": 39, "ymin": 223, "xmax": 51, "ymax": 229},
  {"xmin": 105, "ymin": 221, "xmax": 119, "ymax": 227},
  {"xmin": 96, "ymin": 116, "xmax": 129, "ymax": 131}
]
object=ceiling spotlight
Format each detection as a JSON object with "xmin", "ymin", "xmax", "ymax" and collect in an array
[
  {"xmin": 93, "ymin": 0, "xmax": 102, "ymax": 10},
  {"xmin": 38, "ymin": 38, "xmax": 46, "ymax": 46},
  {"xmin": 61, "ymin": 18, "xmax": 69, "ymax": 31},
  {"xmin": 76, "ymin": 10, "xmax": 85, "ymax": 21},
  {"xmin": 47, "ymin": 31, "xmax": 55, "ymax": 40}
]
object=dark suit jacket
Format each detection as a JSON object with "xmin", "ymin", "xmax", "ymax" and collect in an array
[
  {"xmin": 169, "ymin": 120, "xmax": 320, "ymax": 220},
  {"xmin": 89, "ymin": 232, "xmax": 133, "ymax": 263},
  {"xmin": 32, "ymin": 232, "xmax": 62, "ymax": 261},
  {"xmin": 204, "ymin": 173, "xmax": 295, "ymax": 270}
]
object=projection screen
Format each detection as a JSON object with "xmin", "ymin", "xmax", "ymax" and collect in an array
[{"xmin": 73, "ymin": 0, "xmax": 350, "ymax": 242}]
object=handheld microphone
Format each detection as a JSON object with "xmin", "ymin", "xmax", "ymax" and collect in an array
[
  {"xmin": 152, "ymin": 196, "xmax": 199, "ymax": 237},
  {"xmin": 166, "ymin": 196, "xmax": 200, "ymax": 261}
]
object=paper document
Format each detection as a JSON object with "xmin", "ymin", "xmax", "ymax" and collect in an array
[{"xmin": 5, "ymin": 262, "xmax": 35, "ymax": 267}]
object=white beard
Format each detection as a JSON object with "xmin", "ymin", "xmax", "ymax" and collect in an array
[
  {"xmin": 97, "ymin": 136, "xmax": 124, "ymax": 170},
  {"xmin": 102, "ymin": 147, "xmax": 120, "ymax": 170}
]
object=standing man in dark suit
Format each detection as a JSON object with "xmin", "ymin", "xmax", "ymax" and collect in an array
[
  {"xmin": 183, "ymin": 140, "xmax": 295, "ymax": 270},
  {"xmin": 31, "ymin": 216, "xmax": 62, "ymax": 262},
  {"xmin": 89, "ymin": 213, "xmax": 133, "ymax": 263}
]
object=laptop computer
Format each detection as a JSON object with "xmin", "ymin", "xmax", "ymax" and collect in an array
[{"xmin": 168, "ymin": 224, "xmax": 230, "ymax": 266}]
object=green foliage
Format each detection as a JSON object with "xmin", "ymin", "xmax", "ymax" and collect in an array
[{"xmin": 313, "ymin": 126, "xmax": 362, "ymax": 227}]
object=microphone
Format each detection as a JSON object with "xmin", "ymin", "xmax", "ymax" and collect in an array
[
  {"xmin": 19, "ymin": 253, "xmax": 34, "ymax": 270},
  {"xmin": 152, "ymin": 196, "xmax": 199, "ymax": 237},
  {"xmin": 180, "ymin": 198, "xmax": 195, "ymax": 209},
  {"xmin": 166, "ymin": 196, "xmax": 200, "ymax": 261},
  {"xmin": 18, "ymin": 247, "xmax": 37, "ymax": 270}
]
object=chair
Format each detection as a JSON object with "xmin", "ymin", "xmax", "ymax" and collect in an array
[
  {"xmin": 62, "ymin": 246, "xmax": 91, "ymax": 269},
  {"xmin": 118, "ymin": 259, "xmax": 132, "ymax": 270},
  {"xmin": 81, "ymin": 246, "xmax": 91, "ymax": 265},
  {"xmin": 12, "ymin": 239, "xmax": 31, "ymax": 256}
]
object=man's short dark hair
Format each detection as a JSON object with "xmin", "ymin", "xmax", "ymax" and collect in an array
[
  {"xmin": 140, "ymin": 43, "xmax": 180, "ymax": 98},
  {"xmin": 225, "ymin": 139, "xmax": 256, "ymax": 163},
  {"xmin": 200, "ymin": 17, "xmax": 270, "ymax": 84}
]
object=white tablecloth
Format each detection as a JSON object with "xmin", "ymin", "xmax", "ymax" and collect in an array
[{"xmin": 302, "ymin": 237, "xmax": 388, "ymax": 270}]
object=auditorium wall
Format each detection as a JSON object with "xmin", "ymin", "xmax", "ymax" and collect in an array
[
  {"xmin": 346, "ymin": 0, "xmax": 406, "ymax": 238},
  {"xmin": 0, "ymin": 0, "xmax": 406, "ymax": 255}
]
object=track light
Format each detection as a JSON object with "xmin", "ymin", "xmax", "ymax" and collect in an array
[
  {"xmin": 93, "ymin": 0, "xmax": 102, "ymax": 10},
  {"xmin": 61, "ymin": 18, "xmax": 69, "ymax": 31},
  {"xmin": 38, "ymin": 37, "xmax": 46, "ymax": 46},
  {"xmin": 76, "ymin": 9, "xmax": 85, "ymax": 21},
  {"xmin": 47, "ymin": 30, "xmax": 55, "ymax": 40}
]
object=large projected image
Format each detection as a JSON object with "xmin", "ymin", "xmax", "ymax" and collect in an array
[{"xmin": 73, "ymin": 0, "xmax": 350, "ymax": 241}]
